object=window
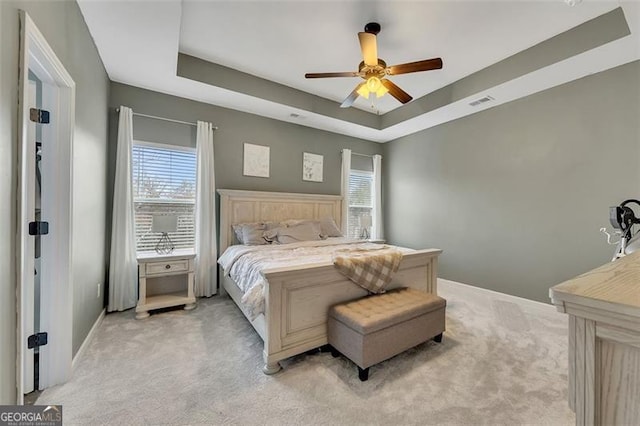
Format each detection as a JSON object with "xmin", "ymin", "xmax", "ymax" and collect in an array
[
  {"xmin": 348, "ymin": 170, "xmax": 373, "ymax": 238},
  {"xmin": 132, "ymin": 142, "xmax": 196, "ymax": 252}
]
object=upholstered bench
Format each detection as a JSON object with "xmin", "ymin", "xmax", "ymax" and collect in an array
[{"xmin": 327, "ymin": 287, "xmax": 446, "ymax": 381}]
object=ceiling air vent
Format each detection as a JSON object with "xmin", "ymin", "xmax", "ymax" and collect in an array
[{"xmin": 469, "ymin": 95, "xmax": 494, "ymax": 107}]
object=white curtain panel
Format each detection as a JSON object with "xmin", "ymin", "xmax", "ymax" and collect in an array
[
  {"xmin": 340, "ymin": 149, "xmax": 352, "ymax": 235},
  {"xmin": 108, "ymin": 106, "xmax": 138, "ymax": 312},
  {"xmin": 195, "ymin": 121, "xmax": 217, "ymax": 297},
  {"xmin": 372, "ymin": 154, "xmax": 383, "ymax": 240}
]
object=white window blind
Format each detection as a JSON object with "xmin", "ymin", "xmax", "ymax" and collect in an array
[
  {"xmin": 132, "ymin": 142, "xmax": 196, "ymax": 252},
  {"xmin": 348, "ymin": 170, "xmax": 373, "ymax": 238}
]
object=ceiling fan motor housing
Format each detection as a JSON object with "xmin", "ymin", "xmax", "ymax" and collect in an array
[{"xmin": 358, "ymin": 59, "xmax": 387, "ymax": 78}]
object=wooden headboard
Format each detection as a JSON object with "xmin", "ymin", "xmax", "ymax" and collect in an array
[{"xmin": 217, "ymin": 189, "xmax": 342, "ymax": 253}]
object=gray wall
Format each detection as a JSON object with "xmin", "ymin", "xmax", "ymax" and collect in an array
[
  {"xmin": 107, "ymin": 83, "xmax": 383, "ymax": 297},
  {"xmin": 108, "ymin": 82, "xmax": 382, "ymax": 198},
  {"xmin": 0, "ymin": 0, "xmax": 109, "ymax": 403},
  {"xmin": 384, "ymin": 60, "xmax": 640, "ymax": 303}
]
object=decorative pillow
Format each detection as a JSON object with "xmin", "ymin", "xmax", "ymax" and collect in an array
[
  {"xmin": 272, "ymin": 222, "xmax": 323, "ymax": 244},
  {"xmin": 242, "ymin": 223, "xmax": 269, "ymax": 245},
  {"xmin": 231, "ymin": 224, "xmax": 246, "ymax": 243},
  {"xmin": 263, "ymin": 228, "xmax": 278, "ymax": 243},
  {"xmin": 319, "ymin": 217, "xmax": 342, "ymax": 237},
  {"xmin": 232, "ymin": 222, "xmax": 277, "ymax": 245},
  {"xmin": 280, "ymin": 219, "xmax": 310, "ymax": 227}
]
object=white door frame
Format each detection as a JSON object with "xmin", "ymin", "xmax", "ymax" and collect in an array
[
  {"xmin": 21, "ymin": 78, "xmax": 38, "ymax": 396},
  {"xmin": 16, "ymin": 10, "xmax": 75, "ymax": 404}
]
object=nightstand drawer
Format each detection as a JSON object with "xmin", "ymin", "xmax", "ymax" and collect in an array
[{"xmin": 146, "ymin": 259, "xmax": 190, "ymax": 276}]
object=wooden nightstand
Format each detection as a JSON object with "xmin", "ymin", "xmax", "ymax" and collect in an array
[{"xmin": 136, "ymin": 249, "xmax": 196, "ymax": 319}]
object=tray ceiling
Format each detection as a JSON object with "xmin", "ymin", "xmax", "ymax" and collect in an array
[{"xmin": 78, "ymin": 0, "xmax": 640, "ymax": 142}]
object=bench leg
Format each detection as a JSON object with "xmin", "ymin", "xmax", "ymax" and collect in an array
[
  {"xmin": 358, "ymin": 367, "xmax": 369, "ymax": 382},
  {"xmin": 330, "ymin": 346, "xmax": 341, "ymax": 358},
  {"xmin": 318, "ymin": 344, "xmax": 332, "ymax": 353},
  {"xmin": 433, "ymin": 333, "xmax": 443, "ymax": 343}
]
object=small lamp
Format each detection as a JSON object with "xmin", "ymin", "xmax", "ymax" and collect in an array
[
  {"xmin": 359, "ymin": 215, "xmax": 372, "ymax": 240},
  {"xmin": 152, "ymin": 214, "xmax": 178, "ymax": 254}
]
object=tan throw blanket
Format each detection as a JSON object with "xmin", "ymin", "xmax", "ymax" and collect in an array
[{"xmin": 332, "ymin": 247, "xmax": 403, "ymax": 294}]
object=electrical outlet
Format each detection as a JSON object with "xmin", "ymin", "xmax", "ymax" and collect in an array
[{"xmin": 97, "ymin": 282, "xmax": 101, "ymax": 299}]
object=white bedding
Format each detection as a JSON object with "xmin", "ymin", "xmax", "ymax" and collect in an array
[{"xmin": 218, "ymin": 238, "xmax": 413, "ymax": 319}]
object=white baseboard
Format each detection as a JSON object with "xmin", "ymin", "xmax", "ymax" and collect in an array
[
  {"xmin": 438, "ymin": 278, "xmax": 557, "ymax": 313},
  {"xmin": 72, "ymin": 308, "xmax": 105, "ymax": 370}
]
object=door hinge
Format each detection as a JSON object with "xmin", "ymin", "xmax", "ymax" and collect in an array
[
  {"xmin": 28, "ymin": 221, "xmax": 49, "ymax": 236},
  {"xmin": 27, "ymin": 332, "xmax": 48, "ymax": 349},
  {"xmin": 29, "ymin": 108, "xmax": 50, "ymax": 124}
]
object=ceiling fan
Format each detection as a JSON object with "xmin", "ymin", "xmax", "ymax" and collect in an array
[{"xmin": 305, "ymin": 22, "xmax": 443, "ymax": 108}]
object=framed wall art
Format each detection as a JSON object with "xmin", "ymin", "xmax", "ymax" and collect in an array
[
  {"xmin": 303, "ymin": 152, "xmax": 323, "ymax": 182},
  {"xmin": 243, "ymin": 143, "xmax": 270, "ymax": 178}
]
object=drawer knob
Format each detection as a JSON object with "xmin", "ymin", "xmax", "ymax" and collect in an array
[{"xmin": 165, "ymin": 264, "xmax": 171, "ymax": 269}]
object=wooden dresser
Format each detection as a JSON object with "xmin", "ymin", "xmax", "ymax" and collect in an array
[{"xmin": 550, "ymin": 252, "xmax": 640, "ymax": 426}]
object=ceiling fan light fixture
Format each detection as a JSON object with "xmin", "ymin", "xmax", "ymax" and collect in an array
[
  {"xmin": 366, "ymin": 76, "xmax": 382, "ymax": 92},
  {"xmin": 356, "ymin": 84, "xmax": 370, "ymax": 99},
  {"xmin": 375, "ymin": 84, "xmax": 389, "ymax": 98},
  {"xmin": 355, "ymin": 76, "xmax": 388, "ymax": 100}
]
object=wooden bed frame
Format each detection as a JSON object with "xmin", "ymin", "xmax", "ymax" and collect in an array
[{"xmin": 217, "ymin": 189, "xmax": 442, "ymax": 374}]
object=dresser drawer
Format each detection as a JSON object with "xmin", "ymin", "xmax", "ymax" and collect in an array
[{"xmin": 145, "ymin": 259, "xmax": 190, "ymax": 276}]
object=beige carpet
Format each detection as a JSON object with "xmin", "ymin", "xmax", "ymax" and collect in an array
[{"xmin": 37, "ymin": 280, "xmax": 575, "ymax": 425}]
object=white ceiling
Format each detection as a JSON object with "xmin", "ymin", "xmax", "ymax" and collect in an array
[{"xmin": 78, "ymin": 0, "xmax": 640, "ymax": 142}]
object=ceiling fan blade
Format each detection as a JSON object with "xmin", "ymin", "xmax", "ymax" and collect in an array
[
  {"xmin": 381, "ymin": 79, "xmax": 413, "ymax": 104},
  {"xmin": 387, "ymin": 58, "xmax": 443, "ymax": 75},
  {"xmin": 358, "ymin": 32, "xmax": 378, "ymax": 67},
  {"xmin": 305, "ymin": 72, "xmax": 359, "ymax": 79},
  {"xmin": 340, "ymin": 83, "xmax": 365, "ymax": 108}
]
